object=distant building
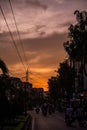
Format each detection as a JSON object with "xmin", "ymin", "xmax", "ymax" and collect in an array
[
  {"xmin": 32, "ymin": 88, "xmax": 43, "ymax": 98},
  {"xmin": 10, "ymin": 77, "xmax": 22, "ymax": 89},
  {"xmin": 22, "ymin": 82, "xmax": 32, "ymax": 90},
  {"xmin": 31, "ymin": 88, "xmax": 44, "ymax": 106}
]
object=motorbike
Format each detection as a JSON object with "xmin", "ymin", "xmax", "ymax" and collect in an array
[
  {"xmin": 42, "ymin": 108, "xmax": 47, "ymax": 116},
  {"xmin": 35, "ymin": 107, "xmax": 40, "ymax": 114}
]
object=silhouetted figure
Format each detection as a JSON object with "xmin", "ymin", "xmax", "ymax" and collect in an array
[
  {"xmin": 35, "ymin": 105, "xmax": 40, "ymax": 114},
  {"xmin": 41, "ymin": 102, "xmax": 48, "ymax": 116}
]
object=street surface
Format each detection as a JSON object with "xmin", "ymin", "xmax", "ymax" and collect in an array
[{"xmin": 29, "ymin": 109, "xmax": 87, "ymax": 130}]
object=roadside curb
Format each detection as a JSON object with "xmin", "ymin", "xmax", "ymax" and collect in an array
[{"xmin": 22, "ymin": 114, "xmax": 32, "ymax": 130}]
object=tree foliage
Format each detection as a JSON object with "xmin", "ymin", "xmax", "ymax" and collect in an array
[
  {"xmin": 0, "ymin": 59, "xmax": 27, "ymax": 123},
  {"xmin": 48, "ymin": 10, "xmax": 87, "ymax": 101},
  {"xmin": 64, "ymin": 10, "xmax": 87, "ymax": 70},
  {"xmin": 58, "ymin": 60, "xmax": 75, "ymax": 97},
  {"xmin": 48, "ymin": 76, "xmax": 61, "ymax": 101}
]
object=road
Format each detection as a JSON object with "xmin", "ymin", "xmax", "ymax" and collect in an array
[{"xmin": 29, "ymin": 109, "xmax": 87, "ymax": 130}]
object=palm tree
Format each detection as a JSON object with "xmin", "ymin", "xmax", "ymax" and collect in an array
[{"xmin": 0, "ymin": 59, "xmax": 8, "ymax": 75}]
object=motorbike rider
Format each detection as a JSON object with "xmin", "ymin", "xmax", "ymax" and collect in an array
[
  {"xmin": 65, "ymin": 103, "xmax": 74, "ymax": 126},
  {"xmin": 35, "ymin": 105, "xmax": 40, "ymax": 114},
  {"xmin": 41, "ymin": 102, "xmax": 48, "ymax": 116}
]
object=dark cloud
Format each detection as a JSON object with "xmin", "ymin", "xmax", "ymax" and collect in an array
[
  {"xmin": 0, "ymin": 31, "xmax": 28, "ymax": 66},
  {"xmin": 21, "ymin": 32, "xmax": 67, "ymax": 67},
  {"xmin": 35, "ymin": 25, "xmax": 46, "ymax": 31},
  {"xmin": 34, "ymin": 25, "xmax": 46, "ymax": 36},
  {"xmin": 0, "ymin": 31, "xmax": 10, "ymax": 42},
  {"xmin": 56, "ymin": 21, "xmax": 74, "ymax": 29},
  {"xmin": 0, "ymin": 31, "xmax": 20, "ymax": 42},
  {"xmin": 39, "ymin": 31, "xmax": 46, "ymax": 36},
  {"xmin": 0, "ymin": 31, "xmax": 67, "ymax": 68},
  {"xmin": 24, "ymin": 32, "xmax": 67, "ymax": 50},
  {"xmin": 26, "ymin": 0, "xmax": 48, "ymax": 10},
  {"xmin": 0, "ymin": 0, "xmax": 48, "ymax": 15}
]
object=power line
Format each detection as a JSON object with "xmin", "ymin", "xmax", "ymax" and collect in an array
[
  {"xmin": 8, "ymin": 0, "xmax": 31, "ymax": 82},
  {"xmin": 0, "ymin": 4, "xmax": 26, "ymax": 71},
  {"xmin": 8, "ymin": 0, "xmax": 29, "ymax": 68}
]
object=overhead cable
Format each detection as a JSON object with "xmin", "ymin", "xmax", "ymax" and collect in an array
[
  {"xmin": 9, "ymin": 0, "xmax": 29, "ymax": 69},
  {"xmin": 0, "ymin": 4, "xmax": 26, "ymax": 71}
]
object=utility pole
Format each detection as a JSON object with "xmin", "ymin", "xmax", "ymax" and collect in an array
[
  {"xmin": 26, "ymin": 68, "xmax": 29, "ymax": 82},
  {"xmin": 23, "ymin": 68, "xmax": 29, "ymax": 116}
]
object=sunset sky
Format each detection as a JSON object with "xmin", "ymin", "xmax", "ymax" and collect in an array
[{"xmin": 0, "ymin": 0, "xmax": 87, "ymax": 91}]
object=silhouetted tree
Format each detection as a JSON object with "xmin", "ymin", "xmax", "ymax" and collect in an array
[
  {"xmin": 64, "ymin": 10, "xmax": 87, "ymax": 92},
  {"xmin": 58, "ymin": 60, "xmax": 75, "ymax": 98},
  {"xmin": 0, "ymin": 59, "xmax": 8, "ymax": 75},
  {"xmin": 48, "ymin": 76, "xmax": 61, "ymax": 104}
]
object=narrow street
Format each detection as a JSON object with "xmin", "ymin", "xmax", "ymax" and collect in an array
[{"xmin": 29, "ymin": 109, "xmax": 86, "ymax": 130}]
